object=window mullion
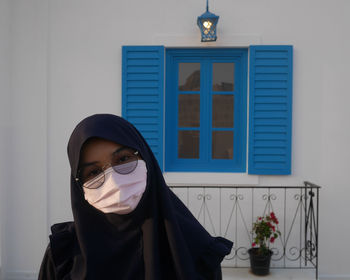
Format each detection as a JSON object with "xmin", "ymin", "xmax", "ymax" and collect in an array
[
  {"xmin": 164, "ymin": 48, "xmax": 248, "ymax": 172},
  {"xmin": 207, "ymin": 59, "xmax": 213, "ymax": 163},
  {"xmin": 201, "ymin": 60, "xmax": 210, "ymax": 162}
]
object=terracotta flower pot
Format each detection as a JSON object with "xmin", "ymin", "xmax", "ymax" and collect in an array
[{"xmin": 248, "ymin": 248, "xmax": 273, "ymax": 276}]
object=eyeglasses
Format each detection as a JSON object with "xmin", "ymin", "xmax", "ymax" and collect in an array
[{"xmin": 76, "ymin": 148, "xmax": 139, "ymax": 189}]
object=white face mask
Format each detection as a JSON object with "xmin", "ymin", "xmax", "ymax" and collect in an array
[{"xmin": 83, "ymin": 160, "xmax": 147, "ymax": 214}]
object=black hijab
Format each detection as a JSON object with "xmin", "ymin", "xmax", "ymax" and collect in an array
[{"xmin": 49, "ymin": 114, "xmax": 232, "ymax": 279}]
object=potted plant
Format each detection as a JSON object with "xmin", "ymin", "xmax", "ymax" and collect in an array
[{"xmin": 248, "ymin": 212, "xmax": 281, "ymax": 276}]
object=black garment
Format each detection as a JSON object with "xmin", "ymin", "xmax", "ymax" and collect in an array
[{"xmin": 39, "ymin": 114, "xmax": 232, "ymax": 279}]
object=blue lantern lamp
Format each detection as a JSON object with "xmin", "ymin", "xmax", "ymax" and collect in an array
[{"xmin": 197, "ymin": 0, "xmax": 219, "ymax": 42}]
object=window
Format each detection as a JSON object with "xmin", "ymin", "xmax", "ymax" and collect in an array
[
  {"xmin": 165, "ymin": 49, "xmax": 247, "ymax": 172},
  {"xmin": 122, "ymin": 45, "xmax": 292, "ymax": 175}
]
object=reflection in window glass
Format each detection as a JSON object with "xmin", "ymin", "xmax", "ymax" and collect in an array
[
  {"xmin": 212, "ymin": 63, "xmax": 234, "ymax": 91},
  {"xmin": 212, "ymin": 94, "xmax": 234, "ymax": 128},
  {"xmin": 179, "ymin": 63, "xmax": 200, "ymax": 91},
  {"xmin": 178, "ymin": 130, "xmax": 199, "ymax": 158},
  {"xmin": 212, "ymin": 131, "xmax": 233, "ymax": 159},
  {"xmin": 178, "ymin": 94, "xmax": 200, "ymax": 127}
]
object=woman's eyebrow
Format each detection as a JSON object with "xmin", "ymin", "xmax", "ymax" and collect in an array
[
  {"xmin": 79, "ymin": 161, "xmax": 98, "ymax": 169},
  {"xmin": 112, "ymin": 146, "xmax": 129, "ymax": 156},
  {"xmin": 79, "ymin": 146, "xmax": 130, "ymax": 169}
]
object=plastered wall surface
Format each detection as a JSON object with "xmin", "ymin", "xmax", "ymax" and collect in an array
[
  {"xmin": 1, "ymin": 0, "xmax": 350, "ymax": 279},
  {"xmin": 0, "ymin": 0, "xmax": 11, "ymax": 271}
]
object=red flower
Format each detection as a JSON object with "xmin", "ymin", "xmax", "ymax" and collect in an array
[
  {"xmin": 270, "ymin": 212, "xmax": 279, "ymax": 224},
  {"xmin": 252, "ymin": 213, "xmax": 281, "ymax": 252}
]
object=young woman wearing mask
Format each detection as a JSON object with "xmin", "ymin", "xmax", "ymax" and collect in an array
[{"xmin": 39, "ymin": 114, "xmax": 232, "ymax": 279}]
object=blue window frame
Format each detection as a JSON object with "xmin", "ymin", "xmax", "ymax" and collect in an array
[
  {"xmin": 122, "ymin": 45, "xmax": 293, "ymax": 175},
  {"xmin": 165, "ymin": 49, "xmax": 248, "ymax": 172}
]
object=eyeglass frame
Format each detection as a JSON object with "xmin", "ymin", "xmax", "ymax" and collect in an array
[{"xmin": 75, "ymin": 149, "xmax": 140, "ymax": 189}]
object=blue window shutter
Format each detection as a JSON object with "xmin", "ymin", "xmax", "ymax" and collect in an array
[
  {"xmin": 122, "ymin": 46, "xmax": 164, "ymax": 171},
  {"xmin": 248, "ymin": 45, "xmax": 293, "ymax": 175}
]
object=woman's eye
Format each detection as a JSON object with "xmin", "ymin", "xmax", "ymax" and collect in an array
[
  {"xmin": 83, "ymin": 168, "xmax": 102, "ymax": 181},
  {"xmin": 113, "ymin": 152, "xmax": 135, "ymax": 165},
  {"xmin": 89, "ymin": 169, "xmax": 101, "ymax": 176},
  {"xmin": 119, "ymin": 155, "xmax": 131, "ymax": 162}
]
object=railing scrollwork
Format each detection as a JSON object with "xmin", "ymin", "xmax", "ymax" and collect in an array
[{"xmin": 170, "ymin": 182, "xmax": 320, "ymax": 279}]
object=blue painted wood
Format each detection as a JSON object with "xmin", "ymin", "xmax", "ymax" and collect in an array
[
  {"xmin": 122, "ymin": 46, "xmax": 164, "ymax": 170},
  {"xmin": 248, "ymin": 45, "xmax": 293, "ymax": 175},
  {"xmin": 165, "ymin": 48, "xmax": 247, "ymax": 172}
]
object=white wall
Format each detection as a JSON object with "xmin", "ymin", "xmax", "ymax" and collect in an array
[
  {"xmin": 1, "ymin": 0, "xmax": 350, "ymax": 279},
  {"xmin": 2, "ymin": 1, "xmax": 49, "ymax": 279},
  {"xmin": 0, "ymin": 0, "xmax": 11, "ymax": 271}
]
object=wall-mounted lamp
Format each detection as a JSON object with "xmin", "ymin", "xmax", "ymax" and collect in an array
[{"xmin": 197, "ymin": 0, "xmax": 219, "ymax": 42}]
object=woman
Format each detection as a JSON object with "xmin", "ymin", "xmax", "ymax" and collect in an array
[{"xmin": 39, "ymin": 114, "xmax": 233, "ymax": 279}]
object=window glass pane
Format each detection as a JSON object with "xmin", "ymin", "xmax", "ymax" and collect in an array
[
  {"xmin": 178, "ymin": 94, "xmax": 200, "ymax": 127},
  {"xmin": 179, "ymin": 63, "xmax": 200, "ymax": 91},
  {"xmin": 212, "ymin": 94, "xmax": 234, "ymax": 128},
  {"xmin": 212, "ymin": 63, "xmax": 234, "ymax": 91},
  {"xmin": 178, "ymin": 130, "xmax": 199, "ymax": 158},
  {"xmin": 212, "ymin": 131, "xmax": 233, "ymax": 159}
]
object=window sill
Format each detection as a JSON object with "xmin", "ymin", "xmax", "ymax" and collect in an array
[{"xmin": 163, "ymin": 172, "xmax": 259, "ymax": 186}]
